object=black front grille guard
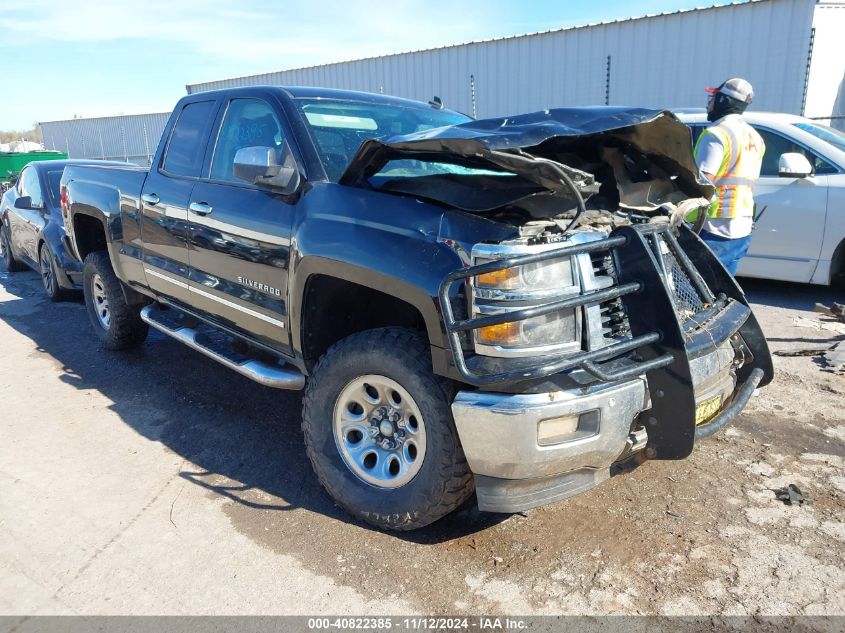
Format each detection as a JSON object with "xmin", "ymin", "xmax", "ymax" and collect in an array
[
  {"xmin": 439, "ymin": 222, "xmax": 774, "ymax": 459},
  {"xmin": 438, "ymin": 231, "xmax": 676, "ymax": 388}
]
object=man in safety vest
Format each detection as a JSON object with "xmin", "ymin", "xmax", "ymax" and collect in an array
[{"xmin": 691, "ymin": 78, "xmax": 765, "ymax": 275}]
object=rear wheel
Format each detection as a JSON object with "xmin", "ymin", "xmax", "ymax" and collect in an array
[
  {"xmin": 1, "ymin": 225, "xmax": 25, "ymax": 272},
  {"xmin": 39, "ymin": 244, "xmax": 71, "ymax": 302},
  {"xmin": 82, "ymin": 251, "xmax": 148, "ymax": 350},
  {"xmin": 302, "ymin": 327, "xmax": 474, "ymax": 531}
]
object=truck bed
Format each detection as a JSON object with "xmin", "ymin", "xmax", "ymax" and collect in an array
[{"xmin": 61, "ymin": 162, "xmax": 149, "ymax": 285}]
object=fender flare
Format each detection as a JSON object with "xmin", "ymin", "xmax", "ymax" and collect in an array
[{"xmin": 290, "ymin": 255, "xmax": 455, "ymax": 370}]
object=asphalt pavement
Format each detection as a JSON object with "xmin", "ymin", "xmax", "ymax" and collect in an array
[{"xmin": 1, "ymin": 265, "xmax": 843, "ymax": 615}]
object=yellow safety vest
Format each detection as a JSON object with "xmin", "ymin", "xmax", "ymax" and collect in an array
[{"xmin": 692, "ymin": 116, "xmax": 765, "ymax": 220}]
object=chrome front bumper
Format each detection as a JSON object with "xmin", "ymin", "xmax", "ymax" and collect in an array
[
  {"xmin": 452, "ymin": 378, "xmax": 646, "ymax": 512},
  {"xmin": 451, "ymin": 341, "xmax": 739, "ymax": 513},
  {"xmin": 452, "ymin": 378, "xmax": 647, "ymax": 480}
]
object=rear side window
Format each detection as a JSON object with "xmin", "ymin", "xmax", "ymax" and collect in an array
[
  {"xmin": 46, "ymin": 170, "xmax": 63, "ymax": 206},
  {"xmin": 19, "ymin": 167, "xmax": 44, "ymax": 208},
  {"xmin": 162, "ymin": 100, "xmax": 216, "ymax": 177}
]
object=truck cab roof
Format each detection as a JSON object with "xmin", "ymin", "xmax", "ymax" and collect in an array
[{"xmin": 185, "ymin": 85, "xmax": 463, "ymax": 115}]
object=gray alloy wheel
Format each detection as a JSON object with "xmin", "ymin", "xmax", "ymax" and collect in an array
[
  {"xmin": 332, "ymin": 374, "xmax": 427, "ymax": 488},
  {"xmin": 90, "ymin": 272, "xmax": 111, "ymax": 329}
]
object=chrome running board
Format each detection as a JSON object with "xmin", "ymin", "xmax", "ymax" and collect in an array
[{"xmin": 140, "ymin": 304, "xmax": 305, "ymax": 390}]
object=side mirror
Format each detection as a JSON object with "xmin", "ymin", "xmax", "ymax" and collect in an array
[
  {"xmin": 14, "ymin": 196, "xmax": 33, "ymax": 209},
  {"xmin": 778, "ymin": 153, "xmax": 813, "ymax": 178},
  {"xmin": 233, "ymin": 145, "xmax": 300, "ymax": 194}
]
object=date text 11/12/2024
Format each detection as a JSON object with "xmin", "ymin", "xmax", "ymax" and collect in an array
[{"xmin": 307, "ymin": 618, "xmax": 528, "ymax": 630}]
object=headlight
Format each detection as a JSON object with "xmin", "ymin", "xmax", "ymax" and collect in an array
[
  {"xmin": 470, "ymin": 242, "xmax": 582, "ymax": 358},
  {"xmin": 475, "ymin": 258, "xmax": 574, "ymax": 292},
  {"xmin": 476, "ymin": 309, "xmax": 578, "ymax": 349}
]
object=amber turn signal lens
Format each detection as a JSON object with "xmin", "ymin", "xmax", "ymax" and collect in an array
[
  {"xmin": 476, "ymin": 267, "xmax": 519, "ymax": 289},
  {"xmin": 477, "ymin": 321, "xmax": 520, "ymax": 345},
  {"xmin": 537, "ymin": 414, "xmax": 579, "ymax": 446}
]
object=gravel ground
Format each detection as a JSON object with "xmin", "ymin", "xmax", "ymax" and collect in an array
[{"xmin": 0, "ymin": 265, "xmax": 843, "ymax": 616}]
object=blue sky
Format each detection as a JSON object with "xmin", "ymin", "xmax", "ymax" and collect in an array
[{"xmin": 2, "ymin": 0, "xmax": 716, "ymax": 130}]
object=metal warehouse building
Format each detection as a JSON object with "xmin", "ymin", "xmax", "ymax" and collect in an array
[
  {"xmin": 187, "ymin": 0, "xmax": 844, "ymax": 125},
  {"xmin": 39, "ymin": 112, "xmax": 169, "ymax": 166},
  {"xmin": 38, "ymin": 0, "xmax": 845, "ymax": 163}
]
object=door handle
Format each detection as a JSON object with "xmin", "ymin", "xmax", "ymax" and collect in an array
[
  {"xmin": 141, "ymin": 193, "xmax": 160, "ymax": 206},
  {"xmin": 189, "ymin": 202, "xmax": 213, "ymax": 216}
]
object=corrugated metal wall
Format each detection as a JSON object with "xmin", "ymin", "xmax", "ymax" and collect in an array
[
  {"xmin": 186, "ymin": 0, "xmax": 816, "ymax": 118},
  {"xmin": 39, "ymin": 113, "xmax": 170, "ymax": 166}
]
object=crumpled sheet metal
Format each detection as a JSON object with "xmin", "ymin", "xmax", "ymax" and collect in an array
[
  {"xmin": 340, "ymin": 107, "xmax": 715, "ymax": 215},
  {"xmin": 785, "ymin": 317, "xmax": 845, "ymax": 372},
  {"xmin": 793, "ymin": 316, "xmax": 845, "ymax": 336}
]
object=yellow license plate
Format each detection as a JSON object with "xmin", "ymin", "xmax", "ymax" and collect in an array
[{"xmin": 695, "ymin": 395, "xmax": 723, "ymax": 426}]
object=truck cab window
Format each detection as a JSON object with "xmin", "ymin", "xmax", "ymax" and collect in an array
[
  {"xmin": 162, "ymin": 100, "xmax": 216, "ymax": 178},
  {"xmin": 211, "ymin": 99, "xmax": 286, "ymax": 183}
]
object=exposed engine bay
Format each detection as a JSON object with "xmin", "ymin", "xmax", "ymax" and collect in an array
[{"xmin": 340, "ymin": 107, "xmax": 714, "ymax": 239}]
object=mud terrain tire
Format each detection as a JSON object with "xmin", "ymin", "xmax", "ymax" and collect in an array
[{"xmin": 302, "ymin": 327, "xmax": 473, "ymax": 531}]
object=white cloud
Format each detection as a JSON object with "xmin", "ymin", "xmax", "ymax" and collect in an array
[
  {"xmin": 1, "ymin": 0, "xmax": 583, "ymax": 127},
  {"xmin": 1, "ymin": 0, "xmax": 507, "ymax": 68}
]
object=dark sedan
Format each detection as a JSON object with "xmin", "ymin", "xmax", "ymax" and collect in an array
[{"xmin": 0, "ymin": 159, "xmax": 126, "ymax": 300}]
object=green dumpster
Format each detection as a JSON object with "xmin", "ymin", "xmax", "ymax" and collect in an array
[{"xmin": 0, "ymin": 150, "xmax": 68, "ymax": 184}]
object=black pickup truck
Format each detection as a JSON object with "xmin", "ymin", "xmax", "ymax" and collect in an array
[{"xmin": 62, "ymin": 86, "xmax": 772, "ymax": 530}]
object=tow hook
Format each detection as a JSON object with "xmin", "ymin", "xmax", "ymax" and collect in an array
[
  {"xmin": 730, "ymin": 333, "xmax": 753, "ymax": 368},
  {"xmin": 626, "ymin": 427, "xmax": 648, "ymax": 453}
]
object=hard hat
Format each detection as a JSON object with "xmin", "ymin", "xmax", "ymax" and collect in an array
[{"xmin": 706, "ymin": 78, "xmax": 754, "ymax": 104}]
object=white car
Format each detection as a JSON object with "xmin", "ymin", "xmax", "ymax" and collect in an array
[{"xmin": 677, "ymin": 111, "xmax": 845, "ymax": 286}]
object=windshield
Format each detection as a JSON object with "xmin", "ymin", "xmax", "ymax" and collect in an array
[
  {"xmin": 294, "ymin": 97, "xmax": 470, "ymax": 181},
  {"xmin": 46, "ymin": 170, "xmax": 63, "ymax": 206},
  {"xmin": 373, "ymin": 159, "xmax": 512, "ymax": 181},
  {"xmin": 794, "ymin": 121, "xmax": 845, "ymax": 153}
]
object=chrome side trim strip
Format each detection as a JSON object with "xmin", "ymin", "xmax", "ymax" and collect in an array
[
  {"xmin": 143, "ymin": 267, "xmax": 286, "ymax": 329},
  {"xmin": 145, "ymin": 267, "xmax": 190, "ymax": 289},
  {"xmin": 190, "ymin": 284, "xmax": 286, "ymax": 328}
]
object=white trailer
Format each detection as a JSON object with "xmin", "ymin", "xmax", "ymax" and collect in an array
[{"xmin": 186, "ymin": 0, "xmax": 844, "ymax": 127}]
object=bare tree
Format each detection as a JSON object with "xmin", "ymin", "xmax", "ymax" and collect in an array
[{"xmin": 0, "ymin": 125, "xmax": 44, "ymax": 145}]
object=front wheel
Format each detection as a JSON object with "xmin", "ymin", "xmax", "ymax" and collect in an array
[
  {"xmin": 302, "ymin": 327, "xmax": 474, "ymax": 531},
  {"xmin": 82, "ymin": 251, "xmax": 149, "ymax": 350}
]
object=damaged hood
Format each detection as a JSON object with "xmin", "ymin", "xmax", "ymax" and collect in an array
[{"xmin": 339, "ymin": 107, "xmax": 714, "ymax": 216}]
